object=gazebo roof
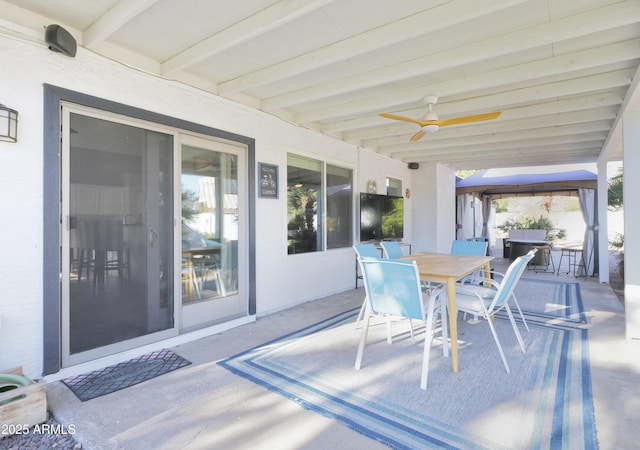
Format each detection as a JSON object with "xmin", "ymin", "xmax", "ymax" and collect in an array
[{"xmin": 456, "ymin": 167, "xmax": 597, "ymax": 197}]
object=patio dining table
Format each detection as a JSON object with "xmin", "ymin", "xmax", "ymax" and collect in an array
[{"xmin": 398, "ymin": 252, "xmax": 494, "ymax": 373}]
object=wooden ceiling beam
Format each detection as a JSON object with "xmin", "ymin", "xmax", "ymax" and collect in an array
[
  {"xmin": 262, "ymin": 1, "xmax": 640, "ymax": 114},
  {"xmin": 218, "ymin": 0, "xmax": 525, "ymax": 94},
  {"xmin": 266, "ymin": 37, "xmax": 639, "ymax": 112},
  {"xmin": 162, "ymin": 0, "xmax": 336, "ymax": 75},
  {"xmin": 84, "ymin": 0, "xmax": 159, "ymax": 47}
]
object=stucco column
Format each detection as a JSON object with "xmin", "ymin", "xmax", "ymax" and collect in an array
[
  {"xmin": 410, "ymin": 163, "xmax": 455, "ymax": 253},
  {"xmin": 624, "ymin": 110, "xmax": 640, "ymax": 340},
  {"xmin": 597, "ymin": 160, "xmax": 609, "ymax": 284}
]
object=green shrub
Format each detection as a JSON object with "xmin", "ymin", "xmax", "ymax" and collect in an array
[
  {"xmin": 497, "ymin": 216, "xmax": 566, "ymax": 242},
  {"xmin": 609, "ymin": 232, "xmax": 624, "ymax": 283}
]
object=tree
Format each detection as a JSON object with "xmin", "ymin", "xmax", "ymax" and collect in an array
[
  {"xmin": 607, "ymin": 168, "xmax": 624, "ymax": 285},
  {"xmin": 287, "ymin": 186, "xmax": 318, "ymax": 253},
  {"xmin": 182, "ymin": 187, "xmax": 202, "ymax": 222},
  {"xmin": 608, "ymin": 168, "xmax": 623, "ymax": 211},
  {"xmin": 456, "ymin": 169, "xmax": 481, "ymax": 179}
]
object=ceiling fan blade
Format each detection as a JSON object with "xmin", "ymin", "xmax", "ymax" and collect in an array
[
  {"xmin": 409, "ymin": 130, "xmax": 425, "ymax": 141},
  {"xmin": 437, "ymin": 111, "xmax": 501, "ymax": 127},
  {"xmin": 379, "ymin": 113, "xmax": 425, "ymax": 126}
]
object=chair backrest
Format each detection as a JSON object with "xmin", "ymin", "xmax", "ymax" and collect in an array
[
  {"xmin": 450, "ymin": 239, "xmax": 488, "ymax": 256},
  {"xmin": 359, "ymin": 259, "xmax": 424, "ymax": 320},
  {"xmin": 78, "ymin": 218, "xmax": 124, "ymax": 251},
  {"xmin": 487, "ymin": 249, "xmax": 537, "ymax": 311},
  {"xmin": 353, "ymin": 243, "xmax": 381, "ymax": 260},
  {"xmin": 380, "ymin": 241, "xmax": 404, "ymax": 259}
]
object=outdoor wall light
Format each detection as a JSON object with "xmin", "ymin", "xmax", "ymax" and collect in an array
[{"xmin": 0, "ymin": 104, "xmax": 18, "ymax": 143}]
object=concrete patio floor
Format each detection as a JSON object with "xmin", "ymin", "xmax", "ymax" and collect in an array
[{"xmin": 22, "ymin": 253, "xmax": 640, "ymax": 449}]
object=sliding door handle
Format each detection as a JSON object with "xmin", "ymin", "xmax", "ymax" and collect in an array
[{"xmin": 148, "ymin": 227, "xmax": 159, "ymax": 247}]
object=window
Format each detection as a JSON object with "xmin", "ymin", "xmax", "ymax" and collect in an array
[
  {"xmin": 386, "ymin": 176, "xmax": 403, "ymax": 196},
  {"xmin": 327, "ymin": 165, "xmax": 353, "ymax": 249},
  {"xmin": 287, "ymin": 154, "xmax": 352, "ymax": 254}
]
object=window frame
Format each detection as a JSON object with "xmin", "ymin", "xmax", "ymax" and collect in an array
[
  {"xmin": 286, "ymin": 152, "xmax": 353, "ymax": 255},
  {"xmin": 386, "ymin": 176, "xmax": 403, "ymax": 196}
]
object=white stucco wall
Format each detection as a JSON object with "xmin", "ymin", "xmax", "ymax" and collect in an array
[
  {"xmin": 624, "ymin": 110, "xmax": 640, "ymax": 340},
  {"xmin": 357, "ymin": 148, "xmax": 413, "ymax": 241},
  {"xmin": 410, "ymin": 163, "xmax": 456, "ymax": 253},
  {"xmin": 0, "ymin": 33, "xmax": 417, "ymax": 376}
]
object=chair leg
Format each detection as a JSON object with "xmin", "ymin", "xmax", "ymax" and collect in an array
[
  {"xmin": 504, "ymin": 304, "xmax": 526, "ymax": 353},
  {"xmin": 408, "ymin": 319, "xmax": 415, "ymax": 344},
  {"xmin": 355, "ymin": 314, "xmax": 371, "ymax": 370},
  {"xmin": 421, "ymin": 320, "xmax": 434, "ymax": 390},
  {"xmin": 355, "ymin": 297, "xmax": 367, "ymax": 329},
  {"xmin": 485, "ymin": 315, "xmax": 510, "ymax": 373},
  {"xmin": 420, "ymin": 296, "xmax": 438, "ymax": 390},
  {"xmin": 510, "ymin": 293, "xmax": 530, "ymax": 332},
  {"xmin": 439, "ymin": 297, "xmax": 449, "ymax": 357},
  {"xmin": 213, "ymin": 268, "xmax": 227, "ymax": 297},
  {"xmin": 357, "ymin": 300, "xmax": 401, "ymax": 345}
]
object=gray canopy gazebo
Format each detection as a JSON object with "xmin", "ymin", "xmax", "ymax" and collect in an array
[{"xmin": 455, "ymin": 168, "xmax": 598, "ymax": 275}]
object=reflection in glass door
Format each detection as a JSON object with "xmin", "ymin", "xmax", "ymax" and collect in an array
[
  {"xmin": 180, "ymin": 135, "xmax": 245, "ymax": 330},
  {"xmin": 61, "ymin": 109, "xmax": 176, "ymax": 366}
]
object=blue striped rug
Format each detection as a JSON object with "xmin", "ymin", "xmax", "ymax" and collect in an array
[
  {"xmin": 219, "ymin": 309, "xmax": 597, "ymax": 449},
  {"xmin": 514, "ymin": 278, "xmax": 586, "ymax": 323}
]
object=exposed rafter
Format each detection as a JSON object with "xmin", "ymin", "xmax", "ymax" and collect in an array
[{"xmin": 2, "ymin": 0, "xmax": 638, "ymax": 169}]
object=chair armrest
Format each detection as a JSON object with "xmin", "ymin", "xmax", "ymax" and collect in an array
[
  {"xmin": 459, "ymin": 275, "xmax": 500, "ymax": 289},
  {"xmin": 454, "ymin": 285, "xmax": 486, "ymax": 300},
  {"xmin": 488, "ymin": 270, "xmax": 505, "ymax": 280},
  {"xmin": 422, "ymin": 281, "xmax": 445, "ymax": 296}
]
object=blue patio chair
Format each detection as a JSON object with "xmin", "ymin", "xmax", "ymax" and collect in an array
[
  {"xmin": 380, "ymin": 241, "xmax": 404, "ymax": 259},
  {"xmin": 353, "ymin": 243, "xmax": 381, "ymax": 260},
  {"xmin": 457, "ymin": 249, "xmax": 536, "ymax": 333},
  {"xmin": 353, "ymin": 244, "xmax": 419, "ymax": 342},
  {"xmin": 354, "ymin": 244, "xmax": 387, "ymax": 333},
  {"xmin": 452, "ymin": 250, "xmax": 536, "ymax": 373},
  {"xmin": 451, "ymin": 239, "xmax": 489, "ymax": 282},
  {"xmin": 450, "ymin": 239, "xmax": 488, "ymax": 256},
  {"xmin": 450, "ymin": 239, "xmax": 489, "ymax": 321},
  {"xmin": 355, "ymin": 258, "xmax": 448, "ymax": 390}
]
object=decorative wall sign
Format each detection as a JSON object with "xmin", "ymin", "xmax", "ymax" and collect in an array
[{"xmin": 258, "ymin": 163, "xmax": 278, "ymax": 198}]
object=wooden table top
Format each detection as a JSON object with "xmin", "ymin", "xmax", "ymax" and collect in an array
[{"xmin": 399, "ymin": 252, "xmax": 494, "ymax": 281}]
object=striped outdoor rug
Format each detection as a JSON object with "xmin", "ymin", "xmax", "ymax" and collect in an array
[
  {"xmin": 219, "ymin": 307, "xmax": 597, "ymax": 449},
  {"xmin": 513, "ymin": 278, "xmax": 586, "ymax": 323}
]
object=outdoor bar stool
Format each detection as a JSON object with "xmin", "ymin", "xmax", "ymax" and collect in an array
[
  {"xmin": 529, "ymin": 245, "xmax": 555, "ymax": 273},
  {"xmin": 557, "ymin": 247, "xmax": 587, "ymax": 278}
]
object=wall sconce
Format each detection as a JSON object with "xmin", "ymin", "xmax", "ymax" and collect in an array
[{"xmin": 0, "ymin": 104, "xmax": 18, "ymax": 143}]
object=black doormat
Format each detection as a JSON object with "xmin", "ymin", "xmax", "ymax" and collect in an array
[{"xmin": 62, "ymin": 349, "xmax": 191, "ymax": 401}]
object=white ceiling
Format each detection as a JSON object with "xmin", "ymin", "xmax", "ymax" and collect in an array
[{"xmin": 2, "ymin": 0, "xmax": 639, "ymax": 169}]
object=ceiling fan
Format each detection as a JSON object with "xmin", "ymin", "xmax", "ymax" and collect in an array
[{"xmin": 379, "ymin": 95, "xmax": 501, "ymax": 142}]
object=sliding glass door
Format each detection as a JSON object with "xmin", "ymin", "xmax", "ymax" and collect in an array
[
  {"xmin": 61, "ymin": 107, "xmax": 176, "ymax": 366},
  {"xmin": 60, "ymin": 105, "xmax": 249, "ymax": 367},
  {"xmin": 180, "ymin": 134, "xmax": 247, "ymax": 330}
]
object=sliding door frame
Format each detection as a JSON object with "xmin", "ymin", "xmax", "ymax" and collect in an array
[{"xmin": 43, "ymin": 84, "xmax": 256, "ymax": 375}]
